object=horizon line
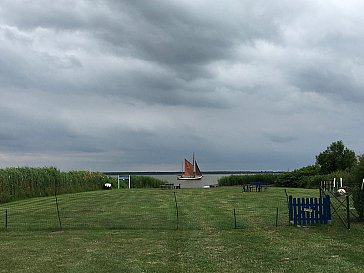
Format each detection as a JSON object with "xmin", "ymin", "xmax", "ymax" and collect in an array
[{"xmin": 102, "ymin": 170, "xmax": 286, "ymax": 175}]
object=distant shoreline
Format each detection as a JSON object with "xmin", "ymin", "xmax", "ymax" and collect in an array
[{"xmin": 103, "ymin": 170, "xmax": 285, "ymax": 176}]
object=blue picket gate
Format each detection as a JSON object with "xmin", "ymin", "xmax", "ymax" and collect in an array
[{"xmin": 288, "ymin": 195, "xmax": 331, "ymax": 225}]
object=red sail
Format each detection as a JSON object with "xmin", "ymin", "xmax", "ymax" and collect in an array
[
  {"xmin": 178, "ymin": 155, "xmax": 203, "ymax": 180},
  {"xmin": 183, "ymin": 159, "xmax": 194, "ymax": 177}
]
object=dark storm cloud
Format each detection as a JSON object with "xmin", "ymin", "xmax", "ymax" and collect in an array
[
  {"xmin": 0, "ymin": 0, "xmax": 289, "ymax": 107},
  {"xmin": 102, "ymin": 1, "xmax": 279, "ymax": 57},
  {"xmin": 1, "ymin": 0, "xmax": 364, "ymax": 171}
]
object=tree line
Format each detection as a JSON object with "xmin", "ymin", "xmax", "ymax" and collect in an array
[{"xmin": 218, "ymin": 140, "xmax": 364, "ymax": 220}]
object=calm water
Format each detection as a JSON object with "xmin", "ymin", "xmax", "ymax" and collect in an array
[
  {"xmin": 149, "ymin": 173, "xmax": 227, "ymax": 188},
  {"xmin": 107, "ymin": 171, "xmax": 275, "ymax": 189}
]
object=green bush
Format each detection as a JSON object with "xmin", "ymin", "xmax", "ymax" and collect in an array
[
  {"xmin": 300, "ymin": 174, "xmax": 324, "ymax": 188},
  {"xmin": 352, "ymin": 187, "xmax": 364, "ymax": 220},
  {"xmin": 217, "ymin": 166, "xmax": 354, "ymax": 189},
  {"xmin": 351, "ymin": 155, "xmax": 364, "ymax": 220},
  {"xmin": 274, "ymin": 165, "xmax": 320, "ymax": 188}
]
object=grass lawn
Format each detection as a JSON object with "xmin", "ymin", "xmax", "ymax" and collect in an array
[{"xmin": 0, "ymin": 187, "xmax": 363, "ymax": 273}]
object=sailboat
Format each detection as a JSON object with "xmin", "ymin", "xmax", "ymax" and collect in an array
[{"xmin": 177, "ymin": 153, "xmax": 203, "ymax": 180}]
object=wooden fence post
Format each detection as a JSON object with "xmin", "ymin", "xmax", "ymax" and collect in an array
[
  {"xmin": 346, "ymin": 195, "xmax": 350, "ymax": 229},
  {"xmin": 5, "ymin": 209, "xmax": 8, "ymax": 230}
]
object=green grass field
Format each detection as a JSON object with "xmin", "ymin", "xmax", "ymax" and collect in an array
[{"xmin": 0, "ymin": 187, "xmax": 363, "ymax": 273}]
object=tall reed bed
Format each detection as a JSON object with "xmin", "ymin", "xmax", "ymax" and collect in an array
[
  {"xmin": 218, "ymin": 173, "xmax": 278, "ymax": 186},
  {"xmin": 129, "ymin": 176, "xmax": 167, "ymax": 188},
  {"xmin": 0, "ymin": 167, "xmax": 116, "ymax": 204}
]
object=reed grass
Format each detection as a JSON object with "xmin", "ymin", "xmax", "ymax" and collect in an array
[{"xmin": 0, "ymin": 167, "xmax": 116, "ymax": 203}]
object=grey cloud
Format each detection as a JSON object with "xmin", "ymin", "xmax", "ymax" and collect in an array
[
  {"xmin": 92, "ymin": 1, "xmax": 284, "ymax": 77},
  {"xmin": 268, "ymin": 135, "xmax": 298, "ymax": 144},
  {"xmin": 0, "ymin": 1, "xmax": 96, "ymax": 30},
  {"xmin": 1, "ymin": 0, "xmax": 364, "ymax": 171},
  {"xmin": 294, "ymin": 68, "xmax": 364, "ymax": 102}
]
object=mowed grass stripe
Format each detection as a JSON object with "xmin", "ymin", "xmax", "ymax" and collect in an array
[
  {"xmin": 0, "ymin": 189, "xmax": 178, "ymax": 231},
  {"xmin": 0, "ymin": 187, "xmax": 339, "ymax": 231},
  {"xmin": 56, "ymin": 189, "xmax": 177, "ymax": 230}
]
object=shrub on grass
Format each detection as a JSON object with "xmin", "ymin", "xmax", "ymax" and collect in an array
[
  {"xmin": 352, "ymin": 187, "xmax": 364, "ymax": 220},
  {"xmin": 351, "ymin": 155, "xmax": 364, "ymax": 220},
  {"xmin": 275, "ymin": 165, "xmax": 319, "ymax": 187}
]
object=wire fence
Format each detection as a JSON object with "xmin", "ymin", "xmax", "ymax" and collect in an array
[
  {"xmin": 0, "ymin": 188, "xmax": 292, "ymax": 232},
  {"xmin": 320, "ymin": 182, "xmax": 360, "ymax": 229},
  {"xmin": 0, "ymin": 191, "xmax": 176, "ymax": 231},
  {"xmin": 326, "ymin": 192, "xmax": 359, "ymax": 229},
  {"xmin": 2, "ymin": 187, "xmax": 358, "ymax": 232}
]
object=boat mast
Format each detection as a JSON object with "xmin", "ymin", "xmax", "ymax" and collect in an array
[{"xmin": 192, "ymin": 152, "xmax": 195, "ymax": 176}]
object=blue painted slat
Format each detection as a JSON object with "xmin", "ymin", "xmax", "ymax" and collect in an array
[
  {"xmin": 310, "ymin": 197, "xmax": 314, "ymax": 225},
  {"xmin": 288, "ymin": 195, "xmax": 293, "ymax": 223},
  {"xmin": 297, "ymin": 198, "xmax": 302, "ymax": 225},
  {"xmin": 302, "ymin": 198, "xmax": 306, "ymax": 225},
  {"xmin": 292, "ymin": 197, "xmax": 296, "ymax": 225},
  {"xmin": 314, "ymin": 198, "xmax": 318, "ymax": 224},
  {"xmin": 306, "ymin": 198, "xmax": 309, "ymax": 225},
  {"xmin": 318, "ymin": 197, "xmax": 322, "ymax": 224}
]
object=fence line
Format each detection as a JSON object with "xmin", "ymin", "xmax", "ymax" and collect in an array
[
  {"xmin": 0, "ymin": 190, "xmax": 288, "ymax": 231},
  {"xmin": 232, "ymin": 205, "xmax": 287, "ymax": 229}
]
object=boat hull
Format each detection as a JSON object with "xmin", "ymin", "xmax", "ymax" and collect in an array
[{"xmin": 177, "ymin": 175, "xmax": 203, "ymax": 180}]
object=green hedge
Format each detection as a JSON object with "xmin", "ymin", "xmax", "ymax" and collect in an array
[
  {"xmin": 218, "ymin": 166, "xmax": 353, "ymax": 189},
  {"xmin": 351, "ymin": 155, "xmax": 364, "ymax": 220}
]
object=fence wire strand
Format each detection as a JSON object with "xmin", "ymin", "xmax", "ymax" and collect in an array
[{"xmin": 0, "ymin": 188, "xmax": 333, "ymax": 232}]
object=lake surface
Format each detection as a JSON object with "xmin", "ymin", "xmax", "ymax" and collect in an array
[
  {"xmin": 105, "ymin": 171, "xmax": 280, "ymax": 189},
  {"xmin": 149, "ymin": 173, "xmax": 225, "ymax": 188}
]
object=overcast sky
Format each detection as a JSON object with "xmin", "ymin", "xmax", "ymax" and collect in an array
[{"xmin": 1, "ymin": 0, "xmax": 364, "ymax": 172}]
